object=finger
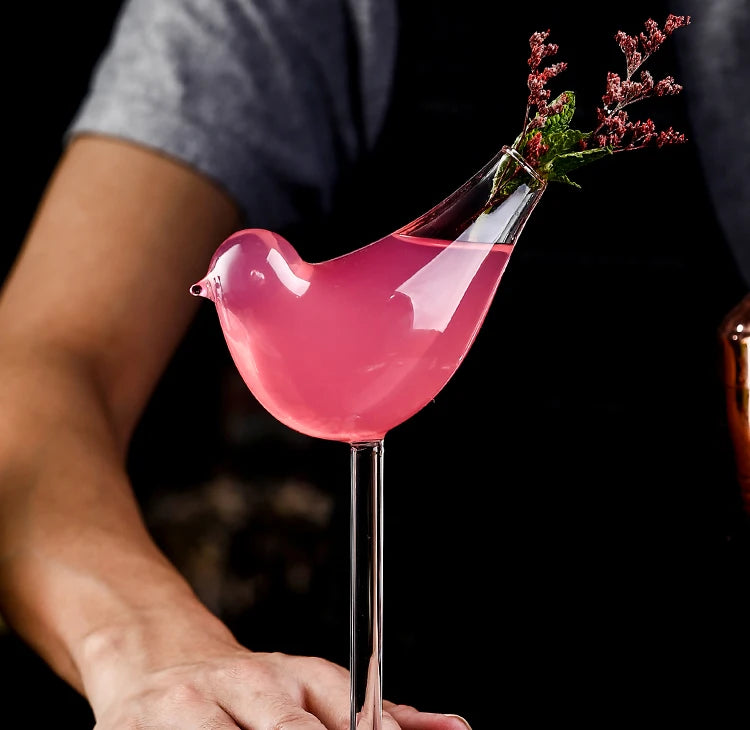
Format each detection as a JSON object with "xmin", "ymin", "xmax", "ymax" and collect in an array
[
  {"xmin": 211, "ymin": 656, "xmax": 346, "ymax": 729},
  {"xmin": 224, "ymin": 703, "xmax": 329, "ymax": 730},
  {"xmin": 295, "ymin": 657, "xmax": 351, "ymax": 729},
  {"xmin": 387, "ymin": 704, "xmax": 473, "ymax": 730}
]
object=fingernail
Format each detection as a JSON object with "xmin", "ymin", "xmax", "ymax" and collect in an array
[{"xmin": 445, "ymin": 714, "xmax": 472, "ymax": 730}]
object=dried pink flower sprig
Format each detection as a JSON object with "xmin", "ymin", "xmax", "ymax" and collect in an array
[{"xmin": 504, "ymin": 14, "xmax": 691, "ymax": 191}]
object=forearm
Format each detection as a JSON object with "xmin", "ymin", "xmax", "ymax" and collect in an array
[
  {"xmin": 0, "ymin": 344, "xmax": 234, "ymax": 699},
  {"xmin": 0, "ymin": 135, "xmax": 242, "ymax": 700}
]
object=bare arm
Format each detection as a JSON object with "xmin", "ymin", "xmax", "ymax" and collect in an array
[
  {"xmin": 0, "ymin": 135, "xmax": 470, "ymax": 729},
  {"xmin": 0, "ymin": 133, "xmax": 242, "ymax": 695}
]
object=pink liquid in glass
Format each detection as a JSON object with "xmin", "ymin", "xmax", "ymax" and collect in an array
[{"xmin": 194, "ymin": 230, "xmax": 513, "ymax": 442}]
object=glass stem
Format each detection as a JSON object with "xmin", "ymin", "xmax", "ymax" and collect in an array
[{"xmin": 349, "ymin": 439, "xmax": 384, "ymax": 730}]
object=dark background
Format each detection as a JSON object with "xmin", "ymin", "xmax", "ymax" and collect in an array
[{"xmin": 3, "ymin": 1, "xmax": 749, "ymax": 727}]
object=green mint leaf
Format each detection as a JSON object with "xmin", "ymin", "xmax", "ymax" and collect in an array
[
  {"xmin": 550, "ymin": 147, "xmax": 614, "ymax": 174},
  {"xmin": 540, "ymin": 128, "xmax": 588, "ymax": 159},
  {"xmin": 541, "ymin": 91, "xmax": 576, "ymax": 131},
  {"xmin": 544, "ymin": 172, "xmax": 581, "ymax": 188},
  {"xmin": 543, "ymin": 146, "xmax": 614, "ymax": 187}
]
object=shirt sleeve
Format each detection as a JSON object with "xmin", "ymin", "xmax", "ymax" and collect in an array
[
  {"xmin": 669, "ymin": 0, "xmax": 750, "ymax": 285},
  {"xmin": 65, "ymin": 0, "xmax": 398, "ymax": 230}
]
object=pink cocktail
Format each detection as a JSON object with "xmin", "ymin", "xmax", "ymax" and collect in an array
[
  {"xmin": 192, "ymin": 146, "xmax": 546, "ymax": 730},
  {"xmin": 192, "ymin": 231, "xmax": 513, "ymax": 442}
]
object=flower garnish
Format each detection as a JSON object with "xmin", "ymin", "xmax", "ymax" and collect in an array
[{"xmin": 492, "ymin": 14, "xmax": 691, "ymax": 198}]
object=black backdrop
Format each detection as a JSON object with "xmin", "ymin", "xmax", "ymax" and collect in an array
[{"xmin": 4, "ymin": 1, "xmax": 749, "ymax": 727}]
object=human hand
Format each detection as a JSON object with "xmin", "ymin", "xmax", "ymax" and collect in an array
[
  {"xmin": 86, "ymin": 639, "xmax": 471, "ymax": 729},
  {"xmin": 76, "ymin": 602, "xmax": 469, "ymax": 730}
]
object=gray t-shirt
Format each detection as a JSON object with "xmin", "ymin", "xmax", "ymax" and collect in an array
[
  {"xmin": 668, "ymin": 0, "xmax": 750, "ymax": 285},
  {"xmin": 67, "ymin": 0, "xmax": 398, "ymax": 231},
  {"xmin": 68, "ymin": 0, "xmax": 749, "ymax": 283}
]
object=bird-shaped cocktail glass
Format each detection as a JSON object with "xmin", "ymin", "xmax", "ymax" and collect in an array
[{"xmin": 191, "ymin": 145, "xmax": 546, "ymax": 729}]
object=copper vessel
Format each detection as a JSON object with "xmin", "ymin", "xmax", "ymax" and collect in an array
[{"xmin": 719, "ymin": 293, "xmax": 750, "ymax": 514}]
